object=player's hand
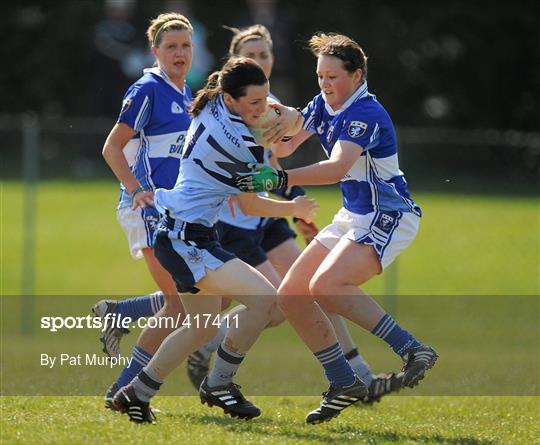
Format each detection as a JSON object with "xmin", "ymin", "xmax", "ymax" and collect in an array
[
  {"xmin": 293, "ymin": 218, "xmax": 320, "ymax": 245},
  {"xmin": 236, "ymin": 163, "xmax": 288, "ymax": 192},
  {"xmin": 132, "ymin": 190, "xmax": 154, "ymax": 209},
  {"xmin": 291, "ymin": 196, "xmax": 319, "ymax": 224},
  {"xmin": 261, "ymin": 103, "xmax": 300, "ymax": 145}
]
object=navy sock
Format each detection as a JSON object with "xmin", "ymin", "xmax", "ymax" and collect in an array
[
  {"xmin": 116, "ymin": 345, "xmax": 153, "ymax": 388},
  {"xmin": 314, "ymin": 343, "xmax": 356, "ymax": 387},
  {"xmin": 371, "ymin": 314, "xmax": 421, "ymax": 355},
  {"xmin": 113, "ymin": 291, "xmax": 165, "ymax": 320}
]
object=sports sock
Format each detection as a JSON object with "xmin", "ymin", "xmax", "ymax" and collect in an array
[
  {"xmin": 371, "ymin": 314, "xmax": 421, "ymax": 356},
  {"xmin": 314, "ymin": 342, "xmax": 356, "ymax": 387},
  {"xmin": 113, "ymin": 291, "xmax": 165, "ymax": 320},
  {"xmin": 116, "ymin": 345, "xmax": 153, "ymax": 388},
  {"xmin": 206, "ymin": 343, "xmax": 244, "ymax": 387},
  {"xmin": 132, "ymin": 368, "xmax": 163, "ymax": 402},
  {"xmin": 197, "ymin": 319, "xmax": 228, "ymax": 359},
  {"xmin": 345, "ymin": 348, "xmax": 373, "ymax": 385}
]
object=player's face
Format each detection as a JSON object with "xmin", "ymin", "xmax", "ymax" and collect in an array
[
  {"xmin": 225, "ymin": 83, "xmax": 269, "ymax": 126},
  {"xmin": 152, "ymin": 29, "xmax": 193, "ymax": 87},
  {"xmin": 316, "ymin": 55, "xmax": 362, "ymax": 110},
  {"xmin": 237, "ymin": 39, "xmax": 274, "ymax": 79}
]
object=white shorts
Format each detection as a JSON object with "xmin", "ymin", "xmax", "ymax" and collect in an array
[
  {"xmin": 315, "ymin": 207, "xmax": 420, "ymax": 270},
  {"xmin": 116, "ymin": 206, "xmax": 160, "ymax": 259}
]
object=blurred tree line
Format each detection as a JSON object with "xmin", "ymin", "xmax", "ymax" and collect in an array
[{"xmin": 1, "ymin": 1, "xmax": 538, "ymax": 185}]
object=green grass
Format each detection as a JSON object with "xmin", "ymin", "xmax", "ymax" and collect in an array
[
  {"xmin": 1, "ymin": 396, "xmax": 539, "ymax": 444},
  {"xmin": 1, "ymin": 180, "xmax": 538, "ymax": 295},
  {"xmin": 1, "ymin": 180, "xmax": 539, "ymax": 443}
]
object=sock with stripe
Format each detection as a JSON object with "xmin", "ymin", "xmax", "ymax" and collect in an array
[
  {"xmin": 206, "ymin": 344, "xmax": 244, "ymax": 387},
  {"xmin": 131, "ymin": 368, "xmax": 163, "ymax": 402},
  {"xmin": 113, "ymin": 291, "xmax": 165, "ymax": 321},
  {"xmin": 115, "ymin": 345, "xmax": 153, "ymax": 388},
  {"xmin": 314, "ymin": 342, "xmax": 356, "ymax": 387},
  {"xmin": 371, "ymin": 314, "xmax": 421, "ymax": 356},
  {"xmin": 345, "ymin": 348, "xmax": 373, "ymax": 386}
]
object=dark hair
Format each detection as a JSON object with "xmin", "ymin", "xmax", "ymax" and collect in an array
[
  {"xmin": 224, "ymin": 24, "xmax": 273, "ymax": 56},
  {"xmin": 191, "ymin": 57, "xmax": 268, "ymax": 116},
  {"xmin": 309, "ymin": 33, "xmax": 368, "ymax": 79}
]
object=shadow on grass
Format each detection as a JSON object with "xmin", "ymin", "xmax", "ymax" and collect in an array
[{"xmin": 167, "ymin": 411, "xmax": 493, "ymax": 444}]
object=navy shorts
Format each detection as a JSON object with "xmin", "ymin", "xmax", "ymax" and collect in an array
[
  {"xmin": 216, "ymin": 218, "xmax": 296, "ymax": 268},
  {"xmin": 153, "ymin": 217, "xmax": 236, "ymax": 294},
  {"xmin": 261, "ymin": 218, "xmax": 297, "ymax": 253}
]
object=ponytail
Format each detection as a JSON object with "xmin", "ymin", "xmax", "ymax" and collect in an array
[
  {"xmin": 190, "ymin": 71, "xmax": 221, "ymax": 117},
  {"xmin": 190, "ymin": 57, "xmax": 267, "ymax": 117}
]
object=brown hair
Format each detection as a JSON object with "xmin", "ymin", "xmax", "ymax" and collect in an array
[
  {"xmin": 146, "ymin": 13, "xmax": 193, "ymax": 47},
  {"xmin": 191, "ymin": 57, "xmax": 268, "ymax": 117},
  {"xmin": 309, "ymin": 33, "xmax": 368, "ymax": 79},
  {"xmin": 225, "ymin": 24, "xmax": 273, "ymax": 56}
]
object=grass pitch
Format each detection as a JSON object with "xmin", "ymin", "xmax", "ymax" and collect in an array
[{"xmin": 1, "ymin": 180, "xmax": 539, "ymax": 444}]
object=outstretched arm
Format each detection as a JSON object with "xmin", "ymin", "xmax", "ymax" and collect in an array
[
  {"xmin": 235, "ymin": 193, "xmax": 318, "ymax": 222},
  {"xmin": 287, "ymin": 140, "xmax": 363, "ymax": 186},
  {"xmin": 236, "ymin": 140, "xmax": 363, "ymax": 192}
]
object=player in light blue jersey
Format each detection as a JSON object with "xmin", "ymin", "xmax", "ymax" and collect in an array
[
  {"xmin": 93, "ymin": 13, "xmax": 196, "ymax": 413},
  {"xmin": 112, "ymin": 57, "xmax": 317, "ymax": 423},
  {"xmin": 187, "ymin": 25, "xmax": 402, "ymax": 406},
  {"xmin": 237, "ymin": 33, "xmax": 438, "ymax": 424}
]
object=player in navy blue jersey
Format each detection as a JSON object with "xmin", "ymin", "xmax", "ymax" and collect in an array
[
  {"xmin": 112, "ymin": 57, "xmax": 317, "ymax": 423},
  {"xmin": 237, "ymin": 33, "xmax": 438, "ymax": 424},
  {"xmin": 187, "ymin": 25, "xmax": 402, "ymax": 406},
  {"xmin": 92, "ymin": 13, "xmax": 196, "ymax": 412}
]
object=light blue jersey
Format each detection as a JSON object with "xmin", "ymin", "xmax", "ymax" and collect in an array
[
  {"xmin": 117, "ymin": 67, "xmax": 192, "ymax": 209},
  {"xmin": 154, "ymin": 95, "xmax": 264, "ymax": 228},
  {"xmin": 217, "ymin": 91, "xmax": 279, "ymax": 230},
  {"xmin": 302, "ymin": 82, "xmax": 421, "ymax": 216}
]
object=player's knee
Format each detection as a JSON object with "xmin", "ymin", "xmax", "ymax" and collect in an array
[
  {"xmin": 267, "ymin": 305, "xmax": 285, "ymax": 328},
  {"xmin": 309, "ymin": 272, "xmax": 337, "ymax": 297},
  {"xmin": 248, "ymin": 294, "xmax": 277, "ymax": 322},
  {"xmin": 277, "ymin": 276, "xmax": 301, "ymax": 296},
  {"xmin": 277, "ymin": 293, "xmax": 302, "ymax": 315}
]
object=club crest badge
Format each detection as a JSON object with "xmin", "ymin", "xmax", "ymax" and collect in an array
[
  {"xmin": 120, "ymin": 98, "xmax": 132, "ymax": 115},
  {"xmin": 187, "ymin": 248, "xmax": 204, "ymax": 263},
  {"xmin": 378, "ymin": 213, "xmax": 395, "ymax": 232},
  {"xmin": 347, "ymin": 121, "xmax": 368, "ymax": 138},
  {"xmin": 145, "ymin": 215, "xmax": 158, "ymax": 231}
]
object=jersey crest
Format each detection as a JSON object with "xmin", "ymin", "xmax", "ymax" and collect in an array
[{"xmin": 348, "ymin": 120, "xmax": 368, "ymax": 138}]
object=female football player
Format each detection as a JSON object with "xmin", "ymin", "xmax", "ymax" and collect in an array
[
  {"xmin": 96, "ymin": 12, "xmax": 195, "ymax": 410},
  {"xmin": 112, "ymin": 57, "xmax": 317, "ymax": 423},
  {"xmin": 188, "ymin": 25, "xmax": 402, "ymax": 409},
  {"xmin": 237, "ymin": 33, "xmax": 438, "ymax": 424}
]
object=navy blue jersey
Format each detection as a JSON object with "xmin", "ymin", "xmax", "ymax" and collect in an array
[
  {"xmin": 302, "ymin": 82, "xmax": 421, "ymax": 216},
  {"xmin": 117, "ymin": 67, "xmax": 192, "ymax": 209}
]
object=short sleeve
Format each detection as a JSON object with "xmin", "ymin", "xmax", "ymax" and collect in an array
[
  {"xmin": 117, "ymin": 83, "xmax": 153, "ymax": 132},
  {"xmin": 338, "ymin": 113, "xmax": 380, "ymax": 151},
  {"xmin": 301, "ymin": 95, "xmax": 321, "ymax": 134}
]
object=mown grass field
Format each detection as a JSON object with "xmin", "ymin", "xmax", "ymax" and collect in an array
[{"xmin": 1, "ymin": 180, "xmax": 539, "ymax": 444}]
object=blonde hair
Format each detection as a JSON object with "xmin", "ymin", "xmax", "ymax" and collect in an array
[
  {"xmin": 309, "ymin": 33, "xmax": 368, "ymax": 79},
  {"xmin": 191, "ymin": 57, "xmax": 268, "ymax": 117},
  {"xmin": 225, "ymin": 24, "xmax": 273, "ymax": 56},
  {"xmin": 146, "ymin": 13, "xmax": 193, "ymax": 47}
]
